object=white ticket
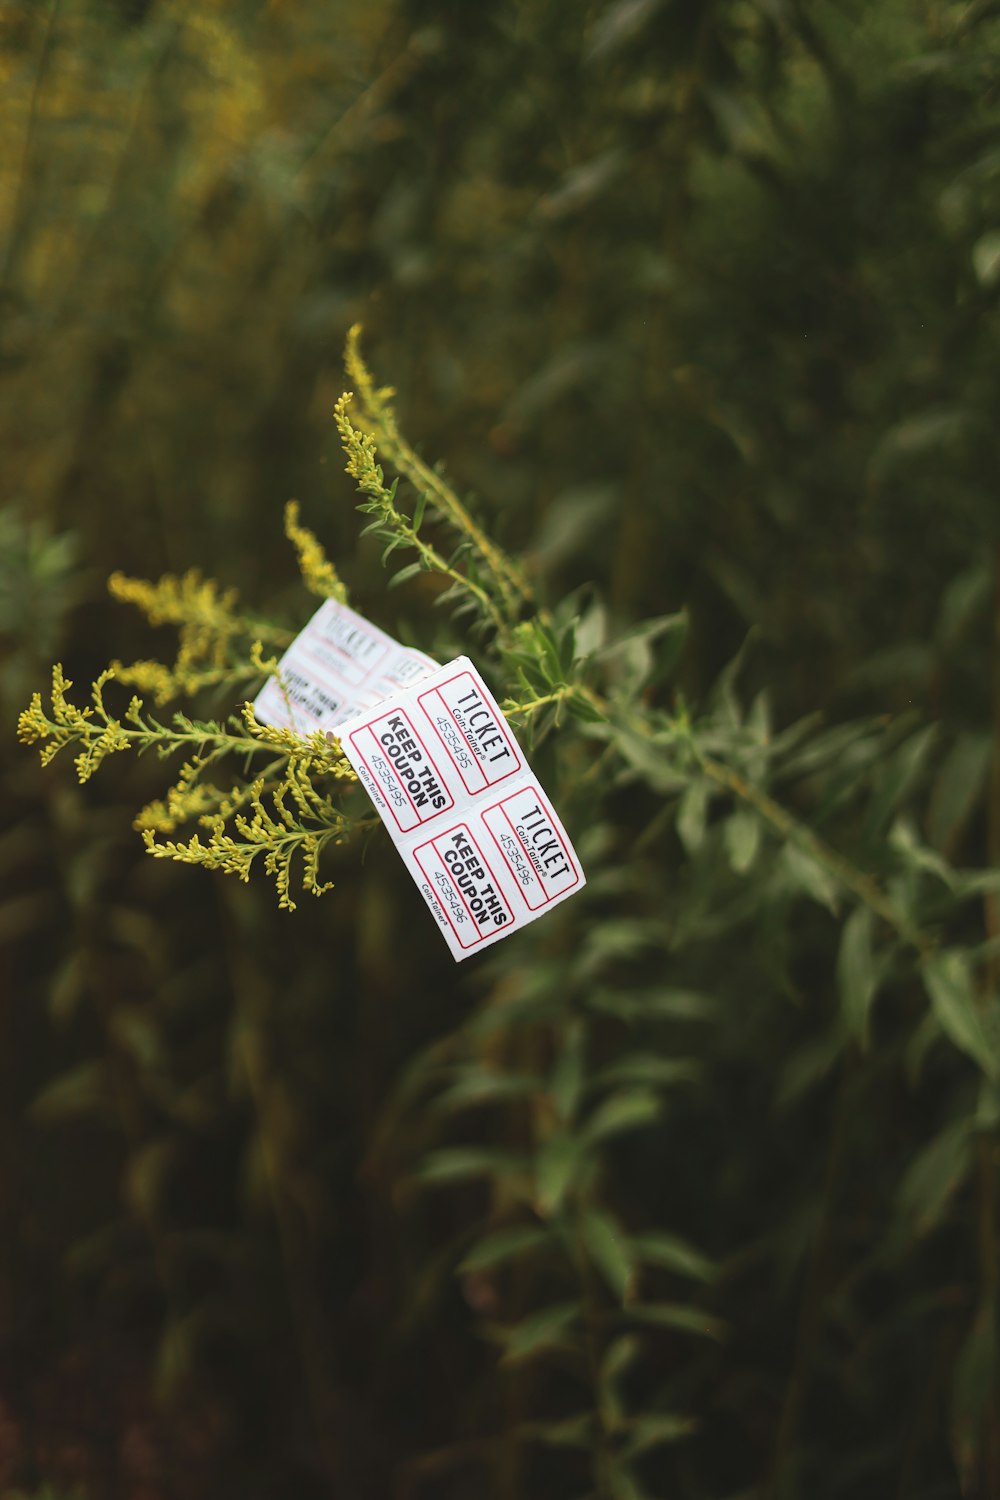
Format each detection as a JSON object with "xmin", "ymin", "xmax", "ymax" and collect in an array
[
  {"xmin": 253, "ymin": 599, "xmax": 437, "ymax": 733},
  {"xmin": 337, "ymin": 657, "xmax": 585, "ymax": 961}
]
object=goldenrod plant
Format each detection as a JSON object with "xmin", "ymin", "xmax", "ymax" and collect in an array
[{"xmin": 17, "ymin": 332, "xmax": 1000, "ymax": 1499}]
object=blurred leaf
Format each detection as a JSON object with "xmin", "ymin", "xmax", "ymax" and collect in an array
[
  {"xmin": 587, "ymin": 0, "xmax": 665, "ymax": 61},
  {"xmin": 416, "ymin": 1148, "xmax": 529, "ymax": 1185},
  {"xmin": 517, "ymin": 1412, "xmax": 596, "ymax": 1448},
  {"xmin": 501, "ymin": 1301, "xmax": 580, "ymax": 1362},
  {"xmin": 584, "ymin": 1089, "xmax": 662, "ymax": 1143},
  {"xmin": 627, "ymin": 1303, "xmax": 727, "ymax": 1340},
  {"xmin": 582, "ymin": 1208, "xmax": 634, "ymax": 1301},
  {"xmin": 459, "ymin": 1226, "xmax": 551, "ymax": 1273},
  {"xmin": 536, "ymin": 1132, "xmax": 586, "ymax": 1216},
  {"xmin": 837, "ymin": 905, "xmax": 878, "ymax": 1048},
  {"xmin": 923, "ymin": 951, "xmax": 997, "ymax": 1079},
  {"xmin": 594, "ymin": 1054, "xmax": 702, "ymax": 1090},
  {"xmin": 677, "ymin": 779, "xmax": 709, "ymax": 854},
  {"xmin": 531, "ymin": 483, "xmax": 617, "ymax": 570},
  {"xmin": 896, "ymin": 1118, "xmax": 974, "ymax": 1236},
  {"xmin": 724, "ymin": 808, "xmax": 760, "ymax": 874},
  {"xmin": 586, "ymin": 986, "xmax": 719, "ymax": 1023},
  {"xmin": 550, "ymin": 1021, "xmax": 586, "ymax": 1123},
  {"xmin": 621, "ymin": 1413, "xmax": 696, "ymax": 1458},
  {"xmin": 950, "ymin": 1295, "xmax": 998, "ymax": 1483},
  {"xmin": 972, "ymin": 231, "xmax": 1000, "ymax": 286},
  {"xmin": 780, "ymin": 844, "xmax": 840, "ymax": 913},
  {"xmin": 434, "ymin": 1068, "xmax": 540, "ymax": 1112},
  {"xmin": 630, "ymin": 1231, "xmax": 716, "ymax": 1282},
  {"xmin": 928, "ymin": 733, "xmax": 991, "ymax": 852},
  {"xmin": 31, "ymin": 1062, "xmax": 111, "ymax": 1125}
]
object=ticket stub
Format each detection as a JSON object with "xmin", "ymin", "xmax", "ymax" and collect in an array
[
  {"xmin": 338, "ymin": 657, "xmax": 585, "ymax": 960},
  {"xmin": 253, "ymin": 599, "xmax": 437, "ymax": 733}
]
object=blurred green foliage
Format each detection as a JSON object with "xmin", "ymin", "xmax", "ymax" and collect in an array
[{"xmin": 3, "ymin": 2, "xmax": 1000, "ymax": 1498}]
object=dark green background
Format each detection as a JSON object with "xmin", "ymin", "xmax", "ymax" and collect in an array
[{"xmin": 1, "ymin": 2, "xmax": 998, "ymax": 1497}]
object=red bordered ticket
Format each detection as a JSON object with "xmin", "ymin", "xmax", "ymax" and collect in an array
[
  {"xmin": 253, "ymin": 599, "xmax": 437, "ymax": 733},
  {"xmin": 338, "ymin": 656, "xmax": 585, "ymax": 961}
]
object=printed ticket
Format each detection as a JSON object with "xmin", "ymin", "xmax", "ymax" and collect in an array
[
  {"xmin": 337, "ymin": 657, "xmax": 584, "ymax": 960},
  {"xmin": 253, "ymin": 599, "xmax": 437, "ymax": 733}
]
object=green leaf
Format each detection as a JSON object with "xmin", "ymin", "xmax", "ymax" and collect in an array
[
  {"xmin": 459, "ymin": 1226, "xmax": 551, "ymax": 1273},
  {"xmin": 609, "ymin": 1463, "xmax": 646, "ymax": 1500},
  {"xmin": 621, "ymin": 1413, "xmax": 697, "ymax": 1459},
  {"xmin": 586, "ymin": 987, "xmax": 718, "ymax": 1023},
  {"xmin": 630, "ymin": 1231, "xmax": 716, "ymax": 1282},
  {"xmin": 501, "ymin": 1301, "xmax": 580, "ymax": 1362},
  {"xmin": 584, "ymin": 1089, "xmax": 662, "ymax": 1143},
  {"xmin": 600, "ymin": 1333, "xmax": 642, "ymax": 1424},
  {"xmin": 951, "ymin": 1295, "xmax": 998, "ymax": 1476},
  {"xmin": 928, "ymin": 733, "xmax": 991, "ymax": 852},
  {"xmin": 582, "ymin": 1209, "xmax": 634, "ymax": 1301},
  {"xmin": 627, "ymin": 1302, "xmax": 727, "ymax": 1341},
  {"xmin": 781, "ymin": 843, "xmax": 840, "ymax": 913},
  {"xmin": 865, "ymin": 726, "xmax": 937, "ymax": 837},
  {"xmin": 549, "ymin": 1021, "xmax": 586, "ymax": 1123},
  {"xmin": 724, "ymin": 808, "xmax": 760, "ymax": 874},
  {"xmin": 677, "ymin": 779, "xmax": 709, "ymax": 854},
  {"xmin": 923, "ymin": 951, "xmax": 997, "ymax": 1079},
  {"xmin": 896, "ymin": 1119, "xmax": 974, "ymax": 1235},
  {"xmin": 600, "ymin": 612, "xmax": 688, "ymax": 696},
  {"xmin": 31, "ymin": 1062, "xmax": 110, "ymax": 1125},
  {"xmin": 837, "ymin": 905, "xmax": 878, "ymax": 1048},
  {"xmin": 535, "ymin": 1132, "xmax": 586, "ymax": 1215},
  {"xmin": 594, "ymin": 1055, "xmax": 702, "ymax": 1091},
  {"xmin": 516, "ymin": 1412, "xmax": 595, "ymax": 1449},
  {"xmin": 387, "ymin": 561, "xmax": 423, "ymax": 589},
  {"xmin": 606, "ymin": 723, "xmax": 687, "ymax": 791},
  {"xmin": 973, "ymin": 231, "xmax": 1000, "ymax": 286},
  {"xmin": 416, "ymin": 1148, "xmax": 528, "ymax": 1185},
  {"xmin": 412, "ymin": 489, "xmax": 428, "ymax": 532},
  {"xmin": 434, "ymin": 1068, "xmax": 540, "ymax": 1112}
]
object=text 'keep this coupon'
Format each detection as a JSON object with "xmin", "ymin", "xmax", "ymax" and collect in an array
[{"xmin": 337, "ymin": 657, "xmax": 585, "ymax": 961}]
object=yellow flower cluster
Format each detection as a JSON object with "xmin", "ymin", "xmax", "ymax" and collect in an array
[{"xmin": 283, "ymin": 501, "xmax": 348, "ymax": 603}]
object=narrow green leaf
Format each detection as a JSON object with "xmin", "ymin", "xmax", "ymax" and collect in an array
[
  {"xmin": 630, "ymin": 1231, "xmax": 716, "ymax": 1282},
  {"xmin": 387, "ymin": 561, "xmax": 423, "ymax": 589},
  {"xmin": 584, "ymin": 1089, "xmax": 662, "ymax": 1143},
  {"xmin": 31, "ymin": 1062, "xmax": 110, "ymax": 1125},
  {"xmin": 434, "ymin": 1069, "xmax": 539, "ymax": 1112},
  {"xmin": 923, "ymin": 951, "xmax": 997, "ymax": 1079},
  {"xmin": 781, "ymin": 843, "xmax": 840, "ymax": 913},
  {"xmin": 724, "ymin": 808, "xmax": 760, "ymax": 874},
  {"xmin": 501, "ymin": 1301, "xmax": 580, "ymax": 1361},
  {"xmin": 550, "ymin": 1021, "xmax": 586, "ymax": 1123},
  {"xmin": 608, "ymin": 1463, "xmax": 646, "ymax": 1500},
  {"xmin": 628, "ymin": 1302, "xmax": 727, "ymax": 1341},
  {"xmin": 535, "ymin": 1132, "xmax": 585, "ymax": 1215},
  {"xmin": 600, "ymin": 1334, "xmax": 641, "ymax": 1424},
  {"xmin": 677, "ymin": 779, "xmax": 709, "ymax": 854},
  {"xmin": 896, "ymin": 1119, "xmax": 974, "ymax": 1235},
  {"xmin": 459, "ymin": 1226, "xmax": 551, "ymax": 1273},
  {"xmin": 412, "ymin": 489, "xmax": 428, "ymax": 532},
  {"xmin": 837, "ymin": 905, "xmax": 878, "ymax": 1048},
  {"xmin": 951, "ymin": 1295, "xmax": 998, "ymax": 1474},
  {"xmin": 594, "ymin": 1055, "xmax": 702, "ymax": 1090},
  {"xmin": 621, "ymin": 1413, "xmax": 696, "ymax": 1459},
  {"xmin": 416, "ymin": 1148, "xmax": 528, "ymax": 1185},
  {"xmin": 516, "ymin": 1412, "xmax": 595, "ymax": 1449},
  {"xmin": 582, "ymin": 1209, "xmax": 634, "ymax": 1301}
]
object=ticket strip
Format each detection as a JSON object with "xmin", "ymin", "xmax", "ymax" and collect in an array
[{"xmin": 254, "ymin": 602, "xmax": 585, "ymax": 960}]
